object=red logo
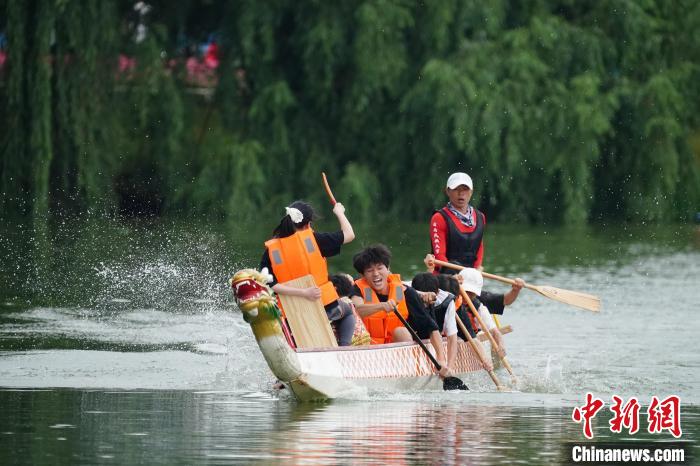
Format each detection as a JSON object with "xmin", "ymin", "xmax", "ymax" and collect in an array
[
  {"xmin": 572, "ymin": 392, "xmax": 605, "ymax": 439},
  {"xmin": 573, "ymin": 394, "xmax": 683, "ymax": 439},
  {"xmin": 647, "ymin": 395, "xmax": 682, "ymax": 438},
  {"xmin": 609, "ymin": 395, "xmax": 640, "ymax": 435}
]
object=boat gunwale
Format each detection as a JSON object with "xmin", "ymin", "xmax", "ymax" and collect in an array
[{"xmin": 294, "ymin": 325, "xmax": 512, "ymax": 353}]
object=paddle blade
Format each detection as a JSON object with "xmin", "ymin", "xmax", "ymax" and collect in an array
[
  {"xmin": 534, "ymin": 285, "xmax": 601, "ymax": 312},
  {"xmin": 443, "ymin": 376, "xmax": 468, "ymax": 391}
]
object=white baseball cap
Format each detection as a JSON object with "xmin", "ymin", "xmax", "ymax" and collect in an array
[
  {"xmin": 459, "ymin": 268, "xmax": 483, "ymax": 295},
  {"xmin": 446, "ymin": 172, "xmax": 473, "ymax": 190}
]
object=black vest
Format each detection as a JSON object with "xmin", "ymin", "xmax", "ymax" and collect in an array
[
  {"xmin": 430, "ymin": 294, "xmax": 456, "ymax": 331},
  {"xmin": 434, "ymin": 207, "xmax": 485, "ymax": 274}
]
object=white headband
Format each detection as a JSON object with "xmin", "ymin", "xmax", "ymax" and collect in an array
[{"xmin": 285, "ymin": 206, "xmax": 304, "ymax": 224}]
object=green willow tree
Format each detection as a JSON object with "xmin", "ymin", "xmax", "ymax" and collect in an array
[
  {"xmin": 2, "ymin": 0, "xmax": 121, "ymax": 219},
  {"xmin": 1, "ymin": 0, "xmax": 699, "ymax": 225}
]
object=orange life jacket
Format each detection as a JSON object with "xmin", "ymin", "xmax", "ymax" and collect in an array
[
  {"xmin": 354, "ymin": 274, "xmax": 409, "ymax": 344},
  {"xmin": 455, "ymin": 295, "xmax": 479, "ymax": 333},
  {"xmin": 264, "ymin": 228, "xmax": 339, "ymax": 306}
]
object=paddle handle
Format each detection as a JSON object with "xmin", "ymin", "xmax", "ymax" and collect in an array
[
  {"xmin": 434, "ymin": 259, "xmax": 601, "ymax": 312},
  {"xmin": 482, "ymin": 271, "xmax": 538, "ymax": 292},
  {"xmin": 455, "ymin": 314, "xmax": 503, "ymax": 389},
  {"xmin": 433, "ymin": 259, "xmax": 537, "ymax": 291},
  {"xmin": 321, "ymin": 172, "xmax": 337, "ymax": 206},
  {"xmin": 459, "ymin": 288, "xmax": 517, "ymax": 380},
  {"xmin": 391, "ymin": 306, "xmax": 441, "ymax": 371}
]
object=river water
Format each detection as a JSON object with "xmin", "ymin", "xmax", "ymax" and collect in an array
[{"xmin": 1, "ymin": 218, "xmax": 698, "ymax": 464}]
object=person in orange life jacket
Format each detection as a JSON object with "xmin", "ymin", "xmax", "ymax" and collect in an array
[
  {"xmin": 259, "ymin": 200, "xmax": 356, "ymax": 346},
  {"xmin": 410, "ymin": 273, "xmax": 461, "ymax": 372},
  {"xmin": 458, "ymin": 267, "xmax": 507, "ymax": 358},
  {"xmin": 350, "ymin": 244, "xmax": 452, "ymax": 378}
]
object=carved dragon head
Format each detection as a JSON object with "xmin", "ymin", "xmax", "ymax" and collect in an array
[{"xmin": 229, "ymin": 268, "xmax": 279, "ymax": 322}]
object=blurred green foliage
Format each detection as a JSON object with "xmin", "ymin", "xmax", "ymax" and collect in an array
[{"xmin": 1, "ymin": 0, "xmax": 699, "ymax": 225}]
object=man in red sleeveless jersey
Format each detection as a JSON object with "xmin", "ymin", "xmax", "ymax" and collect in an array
[
  {"xmin": 430, "ymin": 172, "xmax": 484, "ymax": 272},
  {"xmin": 429, "ymin": 172, "xmax": 524, "ymax": 314}
]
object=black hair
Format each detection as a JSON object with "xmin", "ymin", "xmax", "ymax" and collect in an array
[
  {"xmin": 352, "ymin": 244, "xmax": 392, "ymax": 274},
  {"xmin": 437, "ymin": 274, "xmax": 461, "ymax": 296},
  {"xmin": 411, "ymin": 272, "xmax": 439, "ymax": 293},
  {"xmin": 272, "ymin": 200, "xmax": 316, "ymax": 238},
  {"xmin": 329, "ymin": 274, "xmax": 353, "ymax": 297}
]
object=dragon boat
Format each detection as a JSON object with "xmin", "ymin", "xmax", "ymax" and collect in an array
[{"xmin": 230, "ymin": 269, "xmax": 510, "ymax": 401}]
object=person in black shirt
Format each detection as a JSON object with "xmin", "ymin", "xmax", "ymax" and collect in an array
[
  {"xmin": 423, "ymin": 253, "xmax": 524, "ymax": 315},
  {"xmin": 411, "ymin": 273, "xmax": 460, "ymax": 372}
]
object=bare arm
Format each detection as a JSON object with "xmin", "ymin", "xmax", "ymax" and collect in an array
[
  {"xmin": 503, "ymin": 278, "xmax": 524, "ymax": 306},
  {"xmin": 272, "ymin": 283, "xmax": 321, "ymax": 301},
  {"xmin": 477, "ymin": 303, "xmax": 506, "ymax": 358},
  {"xmin": 333, "ymin": 202, "xmax": 355, "ymax": 244},
  {"xmin": 429, "ymin": 330, "xmax": 450, "ymax": 377},
  {"xmin": 351, "ymin": 296, "xmax": 395, "ymax": 318}
]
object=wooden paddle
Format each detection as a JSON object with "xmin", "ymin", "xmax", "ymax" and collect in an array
[
  {"xmin": 454, "ymin": 313, "xmax": 504, "ymax": 390},
  {"xmin": 433, "ymin": 259, "xmax": 601, "ymax": 312},
  {"xmin": 459, "ymin": 287, "xmax": 517, "ymax": 383},
  {"xmin": 391, "ymin": 306, "xmax": 467, "ymax": 391},
  {"xmin": 321, "ymin": 172, "xmax": 337, "ymax": 206}
]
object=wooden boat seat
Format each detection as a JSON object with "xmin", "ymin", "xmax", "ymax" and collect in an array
[{"xmin": 277, "ymin": 275, "xmax": 338, "ymax": 349}]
